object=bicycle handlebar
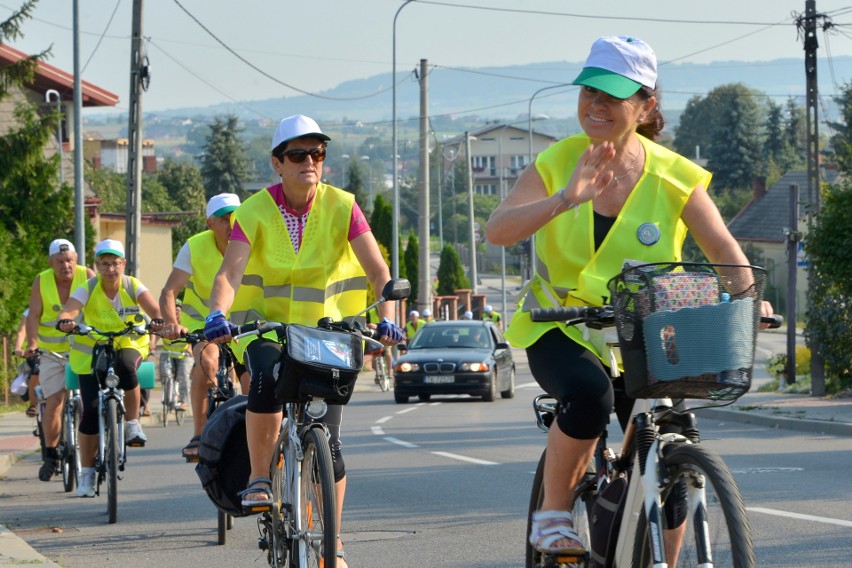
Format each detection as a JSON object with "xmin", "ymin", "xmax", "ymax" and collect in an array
[
  {"xmin": 529, "ymin": 305, "xmax": 784, "ymax": 329},
  {"xmin": 63, "ymin": 321, "xmax": 152, "ymax": 339},
  {"xmin": 233, "ymin": 319, "xmax": 380, "ymax": 342}
]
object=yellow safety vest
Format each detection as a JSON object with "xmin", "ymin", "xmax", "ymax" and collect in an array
[
  {"xmin": 180, "ymin": 230, "xmax": 223, "ymax": 331},
  {"xmin": 405, "ymin": 319, "xmax": 425, "ymax": 338},
  {"xmin": 232, "ymin": 182, "xmax": 368, "ymax": 346},
  {"xmin": 161, "ymin": 337, "xmax": 190, "ymax": 358},
  {"xmin": 37, "ymin": 265, "xmax": 89, "ymax": 353},
  {"xmin": 505, "ymin": 133, "xmax": 711, "ymax": 363},
  {"xmin": 69, "ymin": 275, "xmax": 151, "ymax": 375}
]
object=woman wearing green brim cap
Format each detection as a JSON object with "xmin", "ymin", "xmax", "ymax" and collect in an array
[{"xmin": 487, "ymin": 35, "xmax": 775, "ymax": 559}]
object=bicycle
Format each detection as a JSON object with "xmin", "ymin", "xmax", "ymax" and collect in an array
[
  {"xmin": 235, "ymin": 278, "xmax": 410, "ymax": 568},
  {"xmin": 159, "ymin": 348, "xmax": 190, "ymax": 427},
  {"xmin": 524, "ymin": 262, "xmax": 782, "ymax": 568},
  {"xmin": 183, "ymin": 332, "xmax": 237, "ymax": 545},
  {"xmin": 371, "ymin": 346, "xmax": 391, "ymax": 392},
  {"xmin": 64, "ymin": 321, "xmax": 154, "ymax": 524}
]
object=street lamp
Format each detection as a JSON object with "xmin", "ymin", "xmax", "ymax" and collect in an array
[
  {"xmin": 360, "ymin": 155, "xmax": 373, "ymax": 209},
  {"xmin": 392, "ymin": 1, "xmax": 416, "ymax": 288},
  {"xmin": 45, "ymin": 89, "xmax": 64, "ymax": 185},
  {"xmin": 340, "ymin": 153, "xmax": 350, "ymax": 187}
]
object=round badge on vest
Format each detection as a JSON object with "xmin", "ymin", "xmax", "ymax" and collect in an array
[
  {"xmin": 637, "ymin": 223, "xmax": 661, "ymax": 246},
  {"xmin": 52, "ymin": 304, "xmax": 61, "ymax": 312}
]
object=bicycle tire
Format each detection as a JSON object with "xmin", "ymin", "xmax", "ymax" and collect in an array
[
  {"xmin": 269, "ymin": 438, "xmax": 289, "ymax": 567},
  {"xmin": 106, "ymin": 397, "xmax": 120, "ymax": 524},
  {"xmin": 375, "ymin": 357, "xmax": 390, "ymax": 392},
  {"xmin": 61, "ymin": 396, "xmax": 78, "ymax": 492},
  {"xmin": 525, "ymin": 450, "xmax": 594, "ymax": 568},
  {"xmin": 298, "ymin": 427, "xmax": 337, "ymax": 568},
  {"xmin": 162, "ymin": 375, "xmax": 173, "ymax": 427},
  {"xmin": 631, "ymin": 443, "xmax": 754, "ymax": 568}
]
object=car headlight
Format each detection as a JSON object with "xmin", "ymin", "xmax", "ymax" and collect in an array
[
  {"xmin": 458, "ymin": 362, "xmax": 490, "ymax": 372},
  {"xmin": 396, "ymin": 362, "xmax": 420, "ymax": 373}
]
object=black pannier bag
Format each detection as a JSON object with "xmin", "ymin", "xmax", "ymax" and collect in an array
[
  {"xmin": 589, "ymin": 476, "xmax": 629, "ymax": 568},
  {"xmin": 274, "ymin": 324, "xmax": 364, "ymax": 405},
  {"xmin": 194, "ymin": 395, "xmax": 251, "ymax": 517}
]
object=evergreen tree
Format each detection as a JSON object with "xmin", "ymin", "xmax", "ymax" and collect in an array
[
  {"xmin": 344, "ymin": 158, "xmax": 367, "ymax": 209},
  {"xmin": 198, "ymin": 114, "xmax": 249, "ymax": 200},
  {"xmin": 156, "ymin": 159, "xmax": 207, "ymax": 257},
  {"xmin": 436, "ymin": 244, "xmax": 469, "ymax": 295},
  {"xmin": 404, "ymin": 231, "xmax": 419, "ymax": 304},
  {"xmin": 827, "ymin": 81, "xmax": 852, "ymax": 172},
  {"xmin": 0, "ymin": 0, "xmax": 73, "ymax": 334}
]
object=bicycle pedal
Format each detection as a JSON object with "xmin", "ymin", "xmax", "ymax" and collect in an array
[
  {"xmin": 184, "ymin": 456, "xmax": 199, "ymax": 463},
  {"xmin": 243, "ymin": 503, "xmax": 272, "ymax": 514},
  {"xmin": 544, "ymin": 551, "xmax": 589, "ymax": 567},
  {"xmin": 127, "ymin": 440, "xmax": 146, "ymax": 447}
]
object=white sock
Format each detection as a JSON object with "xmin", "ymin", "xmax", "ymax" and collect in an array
[{"xmin": 82, "ymin": 466, "xmax": 95, "ymax": 475}]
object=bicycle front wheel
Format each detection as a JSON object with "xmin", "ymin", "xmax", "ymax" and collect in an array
[
  {"xmin": 525, "ymin": 449, "xmax": 594, "ymax": 568},
  {"xmin": 375, "ymin": 358, "xmax": 390, "ymax": 392},
  {"xmin": 161, "ymin": 376, "xmax": 173, "ymax": 427},
  {"xmin": 632, "ymin": 443, "xmax": 754, "ymax": 568},
  {"xmin": 298, "ymin": 427, "xmax": 337, "ymax": 568},
  {"xmin": 61, "ymin": 396, "xmax": 80, "ymax": 492},
  {"xmin": 105, "ymin": 397, "xmax": 120, "ymax": 524}
]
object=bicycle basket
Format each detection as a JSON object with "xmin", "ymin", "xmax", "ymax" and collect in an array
[
  {"xmin": 275, "ymin": 324, "xmax": 364, "ymax": 405},
  {"xmin": 607, "ymin": 262, "xmax": 766, "ymax": 401}
]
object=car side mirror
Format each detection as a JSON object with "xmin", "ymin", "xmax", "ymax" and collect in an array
[
  {"xmin": 397, "ymin": 343, "xmax": 408, "ymax": 353},
  {"xmin": 495, "ymin": 341, "xmax": 510, "ymax": 350},
  {"xmin": 382, "ymin": 278, "xmax": 411, "ymax": 301}
]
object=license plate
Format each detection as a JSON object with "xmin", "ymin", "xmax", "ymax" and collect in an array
[{"xmin": 424, "ymin": 375, "xmax": 454, "ymax": 384}]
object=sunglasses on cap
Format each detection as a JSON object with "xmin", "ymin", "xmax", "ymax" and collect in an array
[{"xmin": 280, "ymin": 147, "xmax": 327, "ymax": 164}]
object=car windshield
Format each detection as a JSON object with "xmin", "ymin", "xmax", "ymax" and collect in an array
[{"xmin": 410, "ymin": 326, "xmax": 491, "ymax": 349}]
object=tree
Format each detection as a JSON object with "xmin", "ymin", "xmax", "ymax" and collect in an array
[
  {"xmin": 198, "ymin": 114, "xmax": 249, "ymax": 200},
  {"xmin": 404, "ymin": 231, "xmax": 419, "ymax": 304},
  {"xmin": 827, "ymin": 81, "xmax": 852, "ymax": 172},
  {"xmin": 156, "ymin": 159, "xmax": 207, "ymax": 256},
  {"xmin": 673, "ymin": 83, "xmax": 764, "ymax": 191},
  {"xmin": 436, "ymin": 244, "xmax": 469, "ymax": 296},
  {"xmin": 344, "ymin": 158, "xmax": 368, "ymax": 209},
  {"xmin": 0, "ymin": 1, "xmax": 74, "ymax": 334}
]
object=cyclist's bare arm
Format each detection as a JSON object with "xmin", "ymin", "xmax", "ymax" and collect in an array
[
  {"xmin": 159, "ymin": 267, "xmax": 191, "ymax": 340},
  {"xmin": 207, "ymin": 240, "xmax": 251, "ymax": 343},
  {"xmin": 350, "ymin": 232, "xmax": 396, "ymax": 323},
  {"xmin": 57, "ymin": 298, "xmax": 84, "ymax": 333},
  {"xmin": 24, "ymin": 275, "xmax": 43, "ymax": 355}
]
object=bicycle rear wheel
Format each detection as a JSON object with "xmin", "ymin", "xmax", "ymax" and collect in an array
[
  {"xmin": 525, "ymin": 449, "xmax": 594, "ymax": 568},
  {"xmin": 105, "ymin": 398, "xmax": 120, "ymax": 524},
  {"xmin": 268, "ymin": 438, "xmax": 289, "ymax": 566},
  {"xmin": 297, "ymin": 427, "xmax": 337, "ymax": 568},
  {"xmin": 631, "ymin": 443, "xmax": 754, "ymax": 568}
]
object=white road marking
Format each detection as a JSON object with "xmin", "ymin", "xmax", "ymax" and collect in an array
[
  {"xmin": 517, "ymin": 381, "xmax": 540, "ymax": 389},
  {"xmin": 375, "ymin": 416, "xmax": 392, "ymax": 424},
  {"xmin": 384, "ymin": 437, "xmax": 418, "ymax": 449},
  {"xmin": 371, "ymin": 426, "xmax": 384, "ymax": 435},
  {"xmin": 748, "ymin": 507, "xmax": 852, "ymax": 528},
  {"xmin": 431, "ymin": 451, "xmax": 498, "ymax": 466},
  {"xmin": 395, "ymin": 406, "xmax": 418, "ymax": 414}
]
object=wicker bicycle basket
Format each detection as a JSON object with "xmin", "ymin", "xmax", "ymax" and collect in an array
[{"xmin": 607, "ymin": 262, "xmax": 767, "ymax": 401}]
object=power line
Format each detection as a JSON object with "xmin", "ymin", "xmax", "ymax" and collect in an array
[
  {"xmin": 171, "ymin": 0, "xmax": 397, "ymax": 101},
  {"xmin": 81, "ymin": 0, "xmax": 122, "ymax": 74}
]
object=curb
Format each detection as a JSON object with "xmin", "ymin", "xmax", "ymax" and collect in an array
[
  {"xmin": 0, "ymin": 524, "xmax": 60, "ymax": 566},
  {"xmin": 694, "ymin": 407, "xmax": 852, "ymax": 437}
]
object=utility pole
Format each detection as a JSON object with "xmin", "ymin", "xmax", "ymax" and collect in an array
[
  {"xmin": 72, "ymin": 0, "xmax": 85, "ymax": 263},
  {"xmin": 800, "ymin": 0, "xmax": 826, "ymax": 395},
  {"xmin": 417, "ymin": 59, "xmax": 431, "ymax": 313},
  {"xmin": 125, "ymin": 0, "xmax": 144, "ymax": 276},
  {"xmin": 465, "ymin": 131, "xmax": 477, "ymax": 293},
  {"xmin": 784, "ymin": 183, "xmax": 801, "ymax": 389}
]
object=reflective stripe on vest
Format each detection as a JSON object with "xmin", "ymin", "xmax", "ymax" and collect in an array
[
  {"xmin": 505, "ymin": 133, "xmax": 710, "ymax": 359},
  {"xmin": 37, "ymin": 265, "xmax": 89, "ymax": 352}
]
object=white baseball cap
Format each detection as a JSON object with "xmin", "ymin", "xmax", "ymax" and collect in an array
[
  {"xmin": 572, "ymin": 35, "xmax": 657, "ymax": 99},
  {"xmin": 206, "ymin": 193, "xmax": 241, "ymax": 218},
  {"xmin": 48, "ymin": 238, "xmax": 75, "ymax": 256},
  {"xmin": 271, "ymin": 114, "xmax": 330, "ymax": 151},
  {"xmin": 422, "ymin": 308, "xmax": 431, "ymax": 317},
  {"xmin": 95, "ymin": 239, "xmax": 125, "ymax": 258},
  {"xmin": 409, "ymin": 310, "xmax": 419, "ymax": 318},
  {"xmin": 463, "ymin": 311, "xmax": 473, "ymax": 320}
]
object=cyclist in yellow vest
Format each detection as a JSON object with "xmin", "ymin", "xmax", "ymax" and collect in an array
[
  {"xmin": 404, "ymin": 309, "xmax": 425, "ymax": 340},
  {"xmin": 159, "ymin": 192, "xmax": 249, "ymax": 460},
  {"xmin": 487, "ymin": 36, "xmax": 773, "ymax": 559},
  {"xmin": 203, "ymin": 115, "xmax": 404, "ymax": 568},
  {"xmin": 482, "ymin": 304, "xmax": 502, "ymax": 330},
  {"xmin": 57, "ymin": 239, "xmax": 164, "ymax": 498},
  {"xmin": 23, "ymin": 238, "xmax": 94, "ymax": 482}
]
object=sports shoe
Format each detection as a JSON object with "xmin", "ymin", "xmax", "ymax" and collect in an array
[
  {"xmin": 77, "ymin": 468, "xmax": 96, "ymax": 498},
  {"xmin": 125, "ymin": 419, "xmax": 147, "ymax": 444},
  {"xmin": 38, "ymin": 456, "xmax": 59, "ymax": 482}
]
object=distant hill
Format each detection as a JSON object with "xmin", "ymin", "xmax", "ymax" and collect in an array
[{"xmin": 128, "ymin": 56, "xmax": 852, "ymax": 127}]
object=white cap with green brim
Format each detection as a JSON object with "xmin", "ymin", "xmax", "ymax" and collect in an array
[{"xmin": 572, "ymin": 35, "xmax": 657, "ymax": 99}]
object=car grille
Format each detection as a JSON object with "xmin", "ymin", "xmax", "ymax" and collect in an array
[{"xmin": 423, "ymin": 362, "xmax": 456, "ymax": 373}]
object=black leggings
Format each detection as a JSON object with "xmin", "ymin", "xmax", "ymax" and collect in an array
[
  {"xmin": 79, "ymin": 348, "xmax": 143, "ymax": 435},
  {"xmin": 244, "ymin": 339, "xmax": 346, "ymax": 482},
  {"xmin": 527, "ymin": 328, "xmax": 687, "ymax": 526}
]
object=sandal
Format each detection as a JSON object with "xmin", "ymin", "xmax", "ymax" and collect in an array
[
  {"xmin": 239, "ymin": 477, "xmax": 273, "ymax": 511},
  {"xmin": 25, "ymin": 405, "xmax": 37, "ymax": 418},
  {"xmin": 529, "ymin": 510, "xmax": 585, "ymax": 555},
  {"xmin": 181, "ymin": 436, "xmax": 201, "ymax": 459}
]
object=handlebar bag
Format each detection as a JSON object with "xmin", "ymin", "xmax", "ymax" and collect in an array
[{"xmin": 275, "ymin": 324, "xmax": 364, "ymax": 405}]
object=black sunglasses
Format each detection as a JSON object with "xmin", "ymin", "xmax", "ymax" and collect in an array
[{"xmin": 280, "ymin": 147, "xmax": 327, "ymax": 164}]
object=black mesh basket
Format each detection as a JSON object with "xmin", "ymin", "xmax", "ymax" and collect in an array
[{"xmin": 607, "ymin": 262, "xmax": 766, "ymax": 401}]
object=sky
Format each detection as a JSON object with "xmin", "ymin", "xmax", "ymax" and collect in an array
[{"xmin": 4, "ymin": 0, "xmax": 852, "ymax": 118}]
